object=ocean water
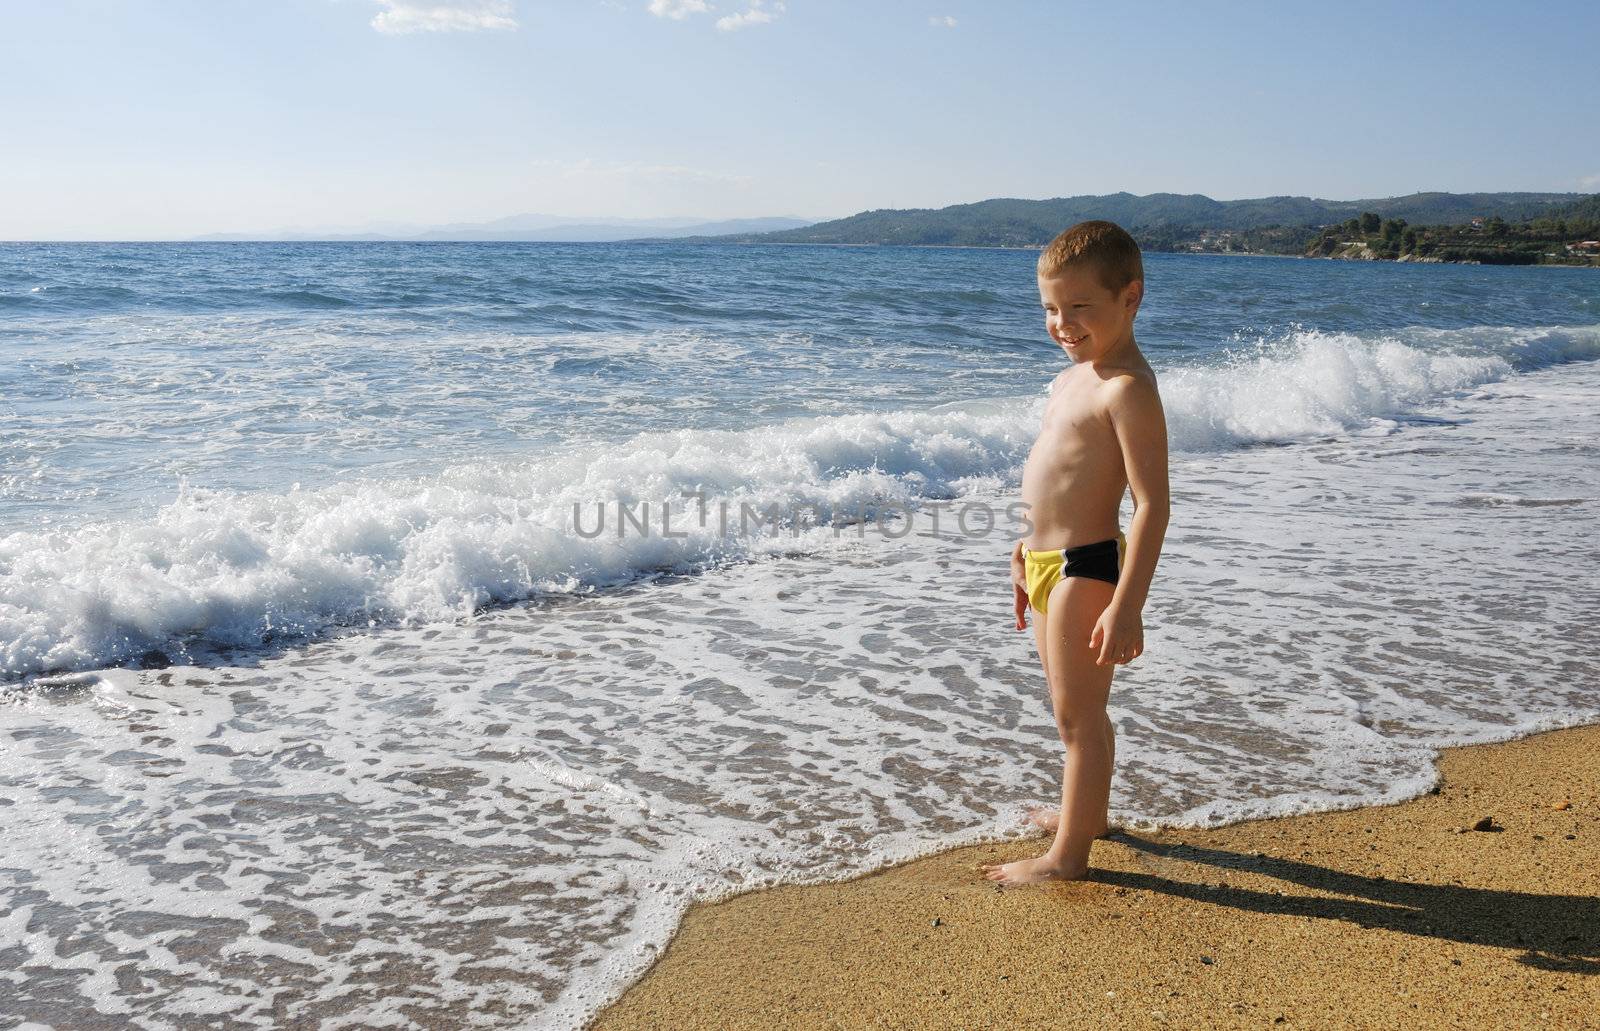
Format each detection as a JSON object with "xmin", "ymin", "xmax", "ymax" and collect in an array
[{"xmin": 2, "ymin": 242, "xmax": 1598, "ymax": 1028}]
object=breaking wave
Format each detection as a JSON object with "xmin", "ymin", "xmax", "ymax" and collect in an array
[{"xmin": 5, "ymin": 324, "xmax": 1597, "ymax": 680}]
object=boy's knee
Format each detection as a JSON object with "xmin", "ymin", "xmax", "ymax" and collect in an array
[
  {"xmin": 1055, "ymin": 712, "xmax": 1112, "ymax": 747},
  {"xmin": 1053, "ymin": 714, "xmax": 1092, "ymax": 745}
]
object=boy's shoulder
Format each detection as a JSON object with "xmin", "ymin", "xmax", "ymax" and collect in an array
[
  {"xmin": 1100, "ymin": 361, "xmax": 1158, "ymax": 393},
  {"xmin": 1095, "ymin": 360, "xmax": 1162, "ymax": 421},
  {"xmin": 1050, "ymin": 354, "xmax": 1160, "ymax": 403}
]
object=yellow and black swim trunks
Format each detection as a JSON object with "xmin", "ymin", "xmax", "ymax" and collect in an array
[{"xmin": 1022, "ymin": 532, "xmax": 1126, "ymax": 615}]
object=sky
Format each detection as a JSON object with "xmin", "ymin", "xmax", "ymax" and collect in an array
[{"xmin": 2, "ymin": 0, "xmax": 1598, "ymax": 239}]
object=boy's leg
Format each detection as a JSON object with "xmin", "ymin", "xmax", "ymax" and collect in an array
[
  {"xmin": 985, "ymin": 575, "xmax": 1117, "ymax": 884},
  {"xmin": 1028, "ymin": 610, "xmax": 1117, "ymax": 833},
  {"xmin": 1031, "ymin": 610, "xmax": 1051, "ymax": 677}
]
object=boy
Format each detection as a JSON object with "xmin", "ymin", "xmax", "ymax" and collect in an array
[{"xmin": 982, "ymin": 220, "xmax": 1170, "ymax": 885}]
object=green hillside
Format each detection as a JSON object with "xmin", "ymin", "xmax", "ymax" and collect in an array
[
  {"xmin": 1308, "ymin": 196, "xmax": 1600, "ymax": 266},
  {"xmin": 698, "ymin": 191, "xmax": 1592, "ymax": 253}
]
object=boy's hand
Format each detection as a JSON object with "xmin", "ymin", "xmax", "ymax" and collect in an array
[
  {"xmin": 1089, "ymin": 603, "xmax": 1143, "ymax": 665},
  {"xmin": 1011, "ymin": 544, "xmax": 1028, "ymax": 630}
]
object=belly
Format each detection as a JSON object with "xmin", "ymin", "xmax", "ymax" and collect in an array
[{"xmin": 1020, "ymin": 448, "xmax": 1124, "ymax": 549}]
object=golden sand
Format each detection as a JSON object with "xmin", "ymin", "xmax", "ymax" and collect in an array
[{"xmin": 595, "ymin": 724, "xmax": 1600, "ymax": 1029}]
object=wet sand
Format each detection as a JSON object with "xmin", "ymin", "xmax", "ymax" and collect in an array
[{"xmin": 595, "ymin": 724, "xmax": 1600, "ymax": 1029}]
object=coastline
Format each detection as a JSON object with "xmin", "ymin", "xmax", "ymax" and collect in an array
[
  {"xmin": 594, "ymin": 723, "xmax": 1600, "ymax": 1029},
  {"xmin": 662, "ymin": 240, "xmax": 1599, "ymax": 266}
]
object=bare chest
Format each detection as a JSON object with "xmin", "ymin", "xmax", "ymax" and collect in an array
[{"xmin": 1034, "ymin": 379, "xmax": 1116, "ymax": 460}]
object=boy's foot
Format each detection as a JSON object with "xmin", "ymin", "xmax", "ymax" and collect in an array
[
  {"xmin": 1026, "ymin": 807, "xmax": 1060, "ymax": 832},
  {"xmin": 980, "ymin": 854, "xmax": 1088, "ymax": 886},
  {"xmin": 1026, "ymin": 808, "xmax": 1113, "ymax": 838}
]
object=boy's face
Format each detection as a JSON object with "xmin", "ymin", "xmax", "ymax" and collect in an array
[{"xmin": 1037, "ymin": 266, "xmax": 1142, "ymax": 363}]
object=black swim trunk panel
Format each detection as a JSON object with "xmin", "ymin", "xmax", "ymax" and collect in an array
[{"xmin": 1060, "ymin": 537, "xmax": 1121, "ymax": 587}]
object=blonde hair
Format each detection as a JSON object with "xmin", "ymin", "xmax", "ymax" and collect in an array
[{"xmin": 1036, "ymin": 220, "xmax": 1143, "ymax": 293}]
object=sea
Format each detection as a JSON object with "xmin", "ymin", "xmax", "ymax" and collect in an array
[{"xmin": 2, "ymin": 242, "xmax": 1598, "ymax": 1029}]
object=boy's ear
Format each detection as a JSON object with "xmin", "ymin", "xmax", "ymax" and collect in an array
[{"xmin": 1123, "ymin": 279, "xmax": 1144, "ymax": 312}]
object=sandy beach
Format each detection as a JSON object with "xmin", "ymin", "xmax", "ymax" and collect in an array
[{"xmin": 596, "ymin": 724, "xmax": 1600, "ymax": 1029}]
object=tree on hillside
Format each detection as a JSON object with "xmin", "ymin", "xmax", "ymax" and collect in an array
[{"xmin": 1359, "ymin": 212, "xmax": 1381, "ymax": 235}]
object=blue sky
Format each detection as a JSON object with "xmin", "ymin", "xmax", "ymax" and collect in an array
[{"xmin": 3, "ymin": 0, "xmax": 1598, "ymax": 238}]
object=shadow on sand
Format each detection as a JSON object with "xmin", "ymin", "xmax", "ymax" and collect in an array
[{"xmin": 1090, "ymin": 832, "xmax": 1600, "ymax": 976}]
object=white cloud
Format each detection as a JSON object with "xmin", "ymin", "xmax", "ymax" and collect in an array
[
  {"xmin": 1580, "ymin": 173, "xmax": 1600, "ymax": 191},
  {"xmin": 716, "ymin": 0, "xmax": 783, "ymax": 31},
  {"xmin": 370, "ymin": 0, "xmax": 518, "ymax": 34},
  {"xmin": 929, "ymin": 15, "xmax": 956, "ymax": 27},
  {"xmin": 647, "ymin": 0, "xmax": 711, "ymax": 18}
]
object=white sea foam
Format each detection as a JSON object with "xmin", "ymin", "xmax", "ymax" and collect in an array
[
  {"xmin": 3, "ymin": 357, "xmax": 1599, "ymax": 1029},
  {"xmin": 1163, "ymin": 328, "xmax": 1510, "ymax": 447},
  {"xmin": 5, "ymin": 325, "xmax": 1600, "ymax": 681}
]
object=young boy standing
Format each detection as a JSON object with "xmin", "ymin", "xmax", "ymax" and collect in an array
[{"xmin": 982, "ymin": 221, "xmax": 1170, "ymax": 886}]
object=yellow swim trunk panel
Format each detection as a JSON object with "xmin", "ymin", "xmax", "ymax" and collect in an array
[
  {"xmin": 1023, "ymin": 531, "xmax": 1125, "ymax": 616},
  {"xmin": 1023, "ymin": 550, "xmax": 1062, "ymax": 615}
]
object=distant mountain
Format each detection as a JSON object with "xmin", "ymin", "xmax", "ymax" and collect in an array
[
  {"xmin": 194, "ymin": 215, "xmax": 815, "ymax": 243},
  {"xmin": 697, "ymin": 192, "xmax": 1590, "ymax": 248}
]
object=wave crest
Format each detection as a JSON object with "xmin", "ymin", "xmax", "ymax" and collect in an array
[{"xmin": 5, "ymin": 325, "xmax": 1596, "ymax": 679}]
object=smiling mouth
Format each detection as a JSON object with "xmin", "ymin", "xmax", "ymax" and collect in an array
[{"xmin": 1064, "ymin": 334, "xmax": 1087, "ymax": 346}]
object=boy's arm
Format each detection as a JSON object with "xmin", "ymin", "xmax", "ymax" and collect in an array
[
  {"xmin": 1011, "ymin": 538, "xmax": 1028, "ymax": 630},
  {"xmin": 1092, "ymin": 375, "xmax": 1170, "ymax": 663}
]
